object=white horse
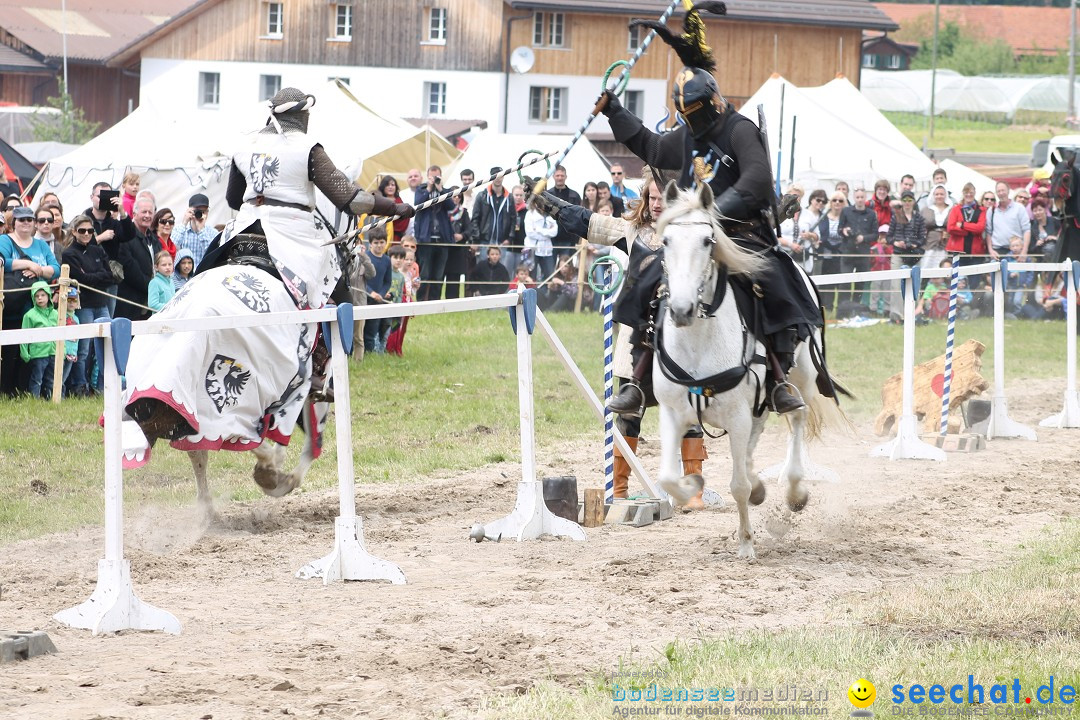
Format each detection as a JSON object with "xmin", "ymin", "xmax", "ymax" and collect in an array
[{"xmin": 653, "ymin": 181, "xmax": 844, "ymax": 559}]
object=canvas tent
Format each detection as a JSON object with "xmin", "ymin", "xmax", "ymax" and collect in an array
[
  {"xmin": 446, "ymin": 131, "xmax": 611, "ymax": 198},
  {"xmin": 739, "ymin": 74, "xmax": 939, "ymax": 191},
  {"xmin": 38, "ymin": 80, "xmax": 458, "ymax": 231}
]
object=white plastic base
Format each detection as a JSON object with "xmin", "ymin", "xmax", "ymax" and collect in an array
[
  {"xmin": 482, "ymin": 480, "xmax": 587, "ymax": 542},
  {"xmin": 870, "ymin": 414, "xmax": 947, "ymax": 461},
  {"xmin": 296, "ymin": 516, "xmax": 406, "ymax": 585},
  {"xmin": 986, "ymin": 396, "xmax": 1037, "ymax": 439},
  {"xmin": 1040, "ymin": 391, "xmax": 1080, "ymax": 429},
  {"xmin": 54, "ymin": 558, "xmax": 181, "ymax": 636}
]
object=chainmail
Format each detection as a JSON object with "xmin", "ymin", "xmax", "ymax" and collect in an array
[
  {"xmin": 259, "ymin": 87, "xmax": 313, "ymax": 134},
  {"xmin": 259, "ymin": 112, "xmax": 308, "ymax": 135},
  {"xmin": 310, "ymin": 144, "xmax": 361, "ymax": 210}
]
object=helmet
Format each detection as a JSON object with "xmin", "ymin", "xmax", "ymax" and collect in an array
[{"xmin": 672, "ymin": 67, "xmax": 725, "ymax": 139}]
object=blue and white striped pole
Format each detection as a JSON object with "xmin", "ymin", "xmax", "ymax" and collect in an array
[
  {"xmin": 602, "ymin": 264, "xmax": 616, "ymax": 504},
  {"xmin": 939, "ymin": 256, "xmax": 960, "ymax": 435}
]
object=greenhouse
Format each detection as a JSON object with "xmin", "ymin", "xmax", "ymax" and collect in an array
[{"xmin": 861, "ymin": 69, "xmax": 1080, "ymax": 123}]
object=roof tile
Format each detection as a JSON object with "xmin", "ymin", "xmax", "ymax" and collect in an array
[{"xmin": 875, "ymin": 2, "xmax": 1070, "ymax": 56}]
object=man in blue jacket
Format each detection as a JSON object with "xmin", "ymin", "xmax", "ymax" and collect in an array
[{"xmin": 413, "ymin": 164, "xmax": 456, "ymax": 302}]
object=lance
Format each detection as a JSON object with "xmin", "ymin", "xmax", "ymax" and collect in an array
[
  {"xmin": 322, "ymin": 149, "xmax": 561, "ymax": 247},
  {"xmin": 530, "ymin": 0, "xmax": 688, "ymax": 196}
]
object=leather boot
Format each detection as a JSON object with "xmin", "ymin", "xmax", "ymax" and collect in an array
[
  {"xmin": 606, "ymin": 383, "xmax": 644, "ymax": 417},
  {"xmin": 612, "ymin": 436, "xmax": 638, "ymax": 499},
  {"xmin": 767, "ymin": 327, "xmax": 805, "ymax": 414},
  {"xmin": 680, "ymin": 436, "xmax": 708, "ymax": 511},
  {"xmin": 606, "ymin": 348, "xmax": 653, "ymax": 418}
]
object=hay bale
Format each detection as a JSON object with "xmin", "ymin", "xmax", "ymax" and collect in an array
[{"xmin": 874, "ymin": 339, "xmax": 989, "ymax": 436}]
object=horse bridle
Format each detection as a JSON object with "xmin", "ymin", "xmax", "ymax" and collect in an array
[{"xmin": 660, "ymin": 219, "xmax": 724, "ymax": 319}]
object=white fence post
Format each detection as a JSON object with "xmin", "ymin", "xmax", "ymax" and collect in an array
[
  {"xmin": 297, "ymin": 304, "xmax": 406, "ymax": 584},
  {"xmin": 987, "ymin": 260, "xmax": 1036, "ymax": 439},
  {"xmin": 479, "ymin": 290, "xmax": 586, "ymax": 542},
  {"xmin": 870, "ymin": 266, "xmax": 947, "ymax": 461},
  {"xmin": 1041, "ymin": 260, "xmax": 1080, "ymax": 428},
  {"xmin": 54, "ymin": 318, "xmax": 182, "ymax": 635}
]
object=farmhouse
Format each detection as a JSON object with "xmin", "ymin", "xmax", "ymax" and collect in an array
[{"xmin": 106, "ymin": 0, "xmax": 895, "ymax": 144}]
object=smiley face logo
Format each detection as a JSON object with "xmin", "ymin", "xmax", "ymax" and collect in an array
[{"xmin": 848, "ymin": 679, "xmax": 876, "ymax": 709}]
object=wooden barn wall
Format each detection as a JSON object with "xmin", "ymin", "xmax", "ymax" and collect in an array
[
  {"xmin": 0, "ymin": 65, "xmax": 137, "ymax": 131},
  {"xmin": 140, "ymin": 0, "xmax": 505, "ymax": 71},
  {"xmin": 509, "ymin": 15, "xmax": 863, "ymax": 101}
]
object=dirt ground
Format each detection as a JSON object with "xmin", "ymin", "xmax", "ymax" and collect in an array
[{"xmin": 2, "ymin": 378, "xmax": 1079, "ymax": 720}]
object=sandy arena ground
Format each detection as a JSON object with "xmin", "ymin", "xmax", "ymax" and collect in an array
[{"xmin": 1, "ymin": 378, "xmax": 1078, "ymax": 719}]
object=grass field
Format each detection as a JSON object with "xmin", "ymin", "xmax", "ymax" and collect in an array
[
  {"xmin": 483, "ymin": 519, "xmax": 1080, "ymax": 719},
  {"xmin": 0, "ymin": 309, "xmax": 1070, "ymax": 545},
  {"xmin": 882, "ymin": 111, "xmax": 1067, "ymax": 156}
]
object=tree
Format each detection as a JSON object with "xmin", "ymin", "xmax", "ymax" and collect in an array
[
  {"xmin": 30, "ymin": 80, "xmax": 100, "ymax": 144},
  {"xmin": 903, "ymin": 19, "xmax": 1066, "ymax": 76}
]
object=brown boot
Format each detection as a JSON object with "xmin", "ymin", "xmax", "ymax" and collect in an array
[
  {"xmin": 612, "ymin": 436, "xmax": 638, "ymax": 499},
  {"xmin": 680, "ymin": 437, "xmax": 708, "ymax": 511}
]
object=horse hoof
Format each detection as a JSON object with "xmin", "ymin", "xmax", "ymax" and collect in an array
[
  {"xmin": 786, "ymin": 486, "xmax": 810, "ymax": 513},
  {"xmin": 749, "ymin": 478, "xmax": 766, "ymax": 506},
  {"xmin": 736, "ymin": 543, "xmax": 756, "ymax": 560},
  {"xmin": 660, "ymin": 473, "xmax": 704, "ymax": 505}
]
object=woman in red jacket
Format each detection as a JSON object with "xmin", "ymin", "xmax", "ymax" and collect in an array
[{"xmin": 946, "ymin": 183, "xmax": 986, "ymax": 261}]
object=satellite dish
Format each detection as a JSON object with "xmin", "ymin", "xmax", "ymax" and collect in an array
[{"xmin": 510, "ymin": 46, "xmax": 535, "ymax": 74}]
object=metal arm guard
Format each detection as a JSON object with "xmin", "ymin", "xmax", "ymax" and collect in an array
[{"xmin": 310, "ymin": 144, "xmax": 363, "ymax": 212}]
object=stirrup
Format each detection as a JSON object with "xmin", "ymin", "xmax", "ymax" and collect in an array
[
  {"xmin": 606, "ymin": 382, "xmax": 645, "ymax": 419},
  {"xmin": 770, "ymin": 381, "xmax": 805, "ymax": 414}
]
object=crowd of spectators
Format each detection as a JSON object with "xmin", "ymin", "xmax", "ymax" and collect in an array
[
  {"xmin": 2, "ymin": 163, "xmax": 1072, "ymax": 396},
  {"xmin": 1, "ymin": 180, "xmax": 212, "ymax": 398},
  {"xmin": 776, "ymin": 168, "xmax": 1071, "ymax": 324}
]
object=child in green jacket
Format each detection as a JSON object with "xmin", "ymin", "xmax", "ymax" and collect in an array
[
  {"xmin": 147, "ymin": 250, "xmax": 176, "ymax": 313},
  {"xmin": 21, "ymin": 280, "xmax": 58, "ymax": 398}
]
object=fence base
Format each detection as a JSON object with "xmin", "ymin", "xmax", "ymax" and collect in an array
[
  {"xmin": 296, "ymin": 517, "xmax": 406, "ymax": 585},
  {"xmin": 1039, "ymin": 391, "xmax": 1080, "ymax": 429},
  {"xmin": 54, "ymin": 558, "xmax": 181, "ymax": 636},
  {"xmin": 870, "ymin": 414, "xmax": 947, "ymax": 461},
  {"xmin": 481, "ymin": 479, "xmax": 586, "ymax": 542},
  {"xmin": 986, "ymin": 396, "xmax": 1037, "ymax": 440}
]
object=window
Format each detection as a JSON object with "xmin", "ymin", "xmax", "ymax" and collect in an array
[
  {"xmin": 424, "ymin": 82, "xmax": 446, "ymax": 116},
  {"xmin": 529, "ymin": 86, "xmax": 564, "ymax": 123},
  {"xmin": 328, "ymin": 76, "xmax": 350, "ymax": 85},
  {"xmin": 263, "ymin": 1, "xmax": 283, "ymax": 37},
  {"xmin": 624, "ymin": 90, "xmax": 643, "ymax": 119},
  {"xmin": 887, "ymin": 54, "xmax": 902, "ymax": 69},
  {"xmin": 532, "ymin": 12, "xmax": 565, "ymax": 48},
  {"xmin": 199, "ymin": 72, "xmax": 220, "ymax": 108},
  {"xmin": 333, "ymin": 4, "xmax": 352, "ymax": 39},
  {"xmin": 862, "ymin": 53, "xmax": 877, "ymax": 68},
  {"xmin": 426, "ymin": 8, "xmax": 447, "ymax": 43},
  {"xmin": 260, "ymin": 74, "xmax": 281, "ymax": 101},
  {"xmin": 628, "ymin": 21, "xmax": 643, "ymax": 51}
]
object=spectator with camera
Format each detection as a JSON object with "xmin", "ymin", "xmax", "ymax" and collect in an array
[
  {"xmin": 413, "ymin": 165, "xmax": 456, "ymax": 302},
  {"xmin": 82, "ymin": 181, "xmax": 136, "ymax": 316},
  {"xmin": 174, "ymin": 193, "xmax": 217, "ymax": 268},
  {"xmin": 61, "ymin": 214, "xmax": 113, "ymax": 396}
]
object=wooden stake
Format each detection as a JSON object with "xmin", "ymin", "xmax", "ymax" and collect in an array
[
  {"xmin": 52, "ymin": 264, "xmax": 70, "ymax": 404},
  {"xmin": 583, "ymin": 488, "xmax": 605, "ymax": 528}
]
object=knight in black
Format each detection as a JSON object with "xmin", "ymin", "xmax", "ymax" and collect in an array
[{"xmin": 595, "ymin": 3, "xmax": 821, "ymax": 414}]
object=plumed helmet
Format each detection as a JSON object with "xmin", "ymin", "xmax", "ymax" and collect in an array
[{"xmin": 672, "ymin": 67, "xmax": 725, "ymax": 139}]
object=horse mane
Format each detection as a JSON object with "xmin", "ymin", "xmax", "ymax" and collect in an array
[{"xmin": 656, "ymin": 184, "xmax": 765, "ymax": 277}]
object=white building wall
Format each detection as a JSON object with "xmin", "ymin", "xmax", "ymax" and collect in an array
[
  {"xmin": 505, "ymin": 74, "xmax": 669, "ymax": 137},
  {"xmin": 138, "ymin": 58, "xmax": 674, "ymax": 144},
  {"xmin": 138, "ymin": 58, "xmax": 505, "ymax": 126}
]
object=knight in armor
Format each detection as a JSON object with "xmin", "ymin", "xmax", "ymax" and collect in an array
[
  {"xmin": 592, "ymin": 3, "xmax": 821, "ymax": 416},
  {"xmin": 124, "ymin": 88, "xmax": 413, "ymax": 455}
]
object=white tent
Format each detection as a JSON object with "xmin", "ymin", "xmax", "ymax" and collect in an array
[
  {"xmin": 740, "ymin": 74, "xmax": 939, "ymax": 191},
  {"xmin": 446, "ymin": 130, "xmax": 611, "ymax": 198},
  {"xmin": 938, "ymin": 158, "xmax": 997, "ymax": 198},
  {"xmin": 40, "ymin": 81, "xmax": 458, "ymax": 231}
]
